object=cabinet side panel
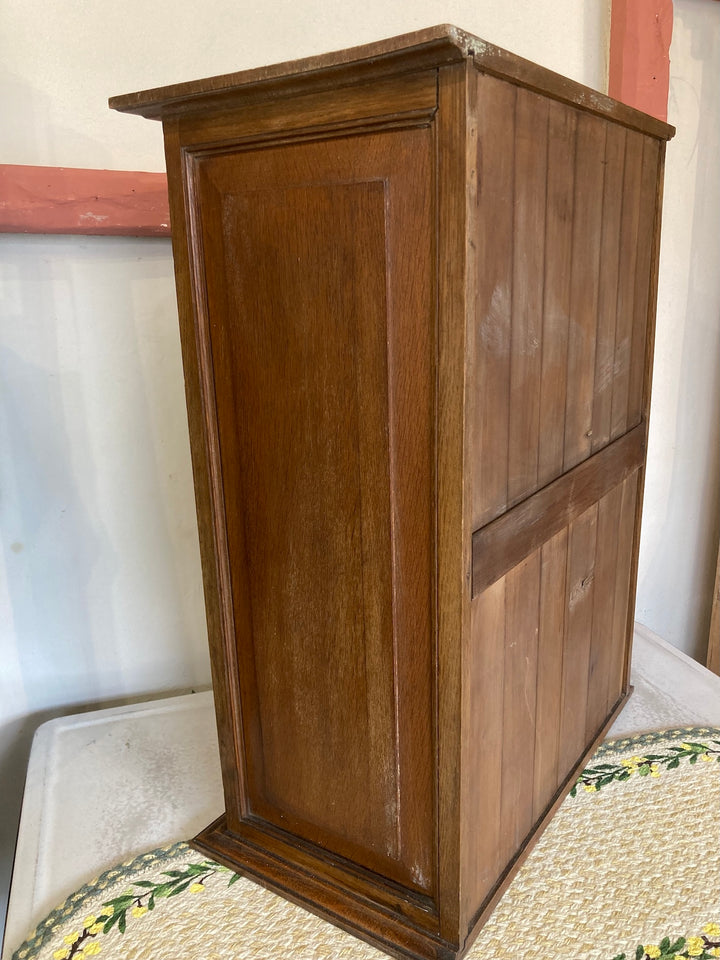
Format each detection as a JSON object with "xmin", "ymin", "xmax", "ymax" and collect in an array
[{"xmin": 189, "ymin": 127, "xmax": 436, "ymax": 893}]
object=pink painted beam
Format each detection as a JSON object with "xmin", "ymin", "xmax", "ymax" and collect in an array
[
  {"xmin": 0, "ymin": 165, "xmax": 170, "ymax": 236},
  {"xmin": 609, "ymin": 0, "xmax": 673, "ymax": 122}
]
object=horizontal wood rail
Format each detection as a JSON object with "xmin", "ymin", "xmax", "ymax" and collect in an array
[
  {"xmin": 0, "ymin": 164, "xmax": 170, "ymax": 236},
  {"xmin": 471, "ymin": 424, "xmax": 646, "ymax": 597}
]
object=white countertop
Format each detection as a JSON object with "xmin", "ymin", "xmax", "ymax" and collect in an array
[{"xmin": 3, "ymin": 624, "xmax": 720, "ymax": 959}]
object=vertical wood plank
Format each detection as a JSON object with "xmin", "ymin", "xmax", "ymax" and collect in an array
[
  {"xmin": 591, "ymin": 124, "xmax": 626, "ymax": 453},
  {"xmin": 610, "ymin": 130, "xmax": 644, "ymax": 440},
  {"xmin": 558, "ymin": 505, "xmax": 598, "ymax": 778},
  {"xmin": 471, "ymin": 75, "xmax": 516, "ymax": 528},
  {"xmin": 627, "ymin": 137, "xmax": 661, "ymax": 428},
  {"xmin": 532, "ymin": 528, "xmax": 568, "ymax": 820},
  {"xmin": 500, "ymin": 552, "xmax": 540, "ymax": 863},
  {"xmin": 607, "ymin": 474, "xmax": 640, "ymax": 711},
  {"xmin": 162, "ymin": 121, "xmax": 247, "ymax": 823},
  {"xmin": 436, "ymin": 60, "xmax": 469, "ymax": 942},
  {"xmin": 563, "ymin": 114, "xmax": 606, "ymax": 470},
  {"xmin": 507, "ymin": 90, "xmax": 548, "ymax": 503},
  {"xmin": 463, "ymin": 579, "xmax": 506, "ymax": 917},
  {"xmin": 584, "ymin": 484, "xmax": 622, "ymax": 740},
  {"xmin": 538, "ymin": 103, "xmax": 577, "ymax": 487}
]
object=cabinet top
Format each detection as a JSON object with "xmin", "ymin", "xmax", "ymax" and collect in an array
[{"xmin": 109, "ymin": 23, "xmax": 673, "ymax": 140}]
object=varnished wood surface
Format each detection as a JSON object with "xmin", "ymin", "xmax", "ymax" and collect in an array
[
  {"xmin": 469, "ymin": 72, "xmax": 663, "ymax": 532},
  {"xmin": 471, "ymin": 425, "xmax": 645, "ymax": 596},
  {"xmin": 114, "ymin": 31, "xmax": 676, "ymax": 960},
  {"xmin": 191, "ymin": 125, "xmax": 436, "ymax": 892},
  {"xmin": 110, "ymin": 25, "xmax": 673, "ymax": 142}
]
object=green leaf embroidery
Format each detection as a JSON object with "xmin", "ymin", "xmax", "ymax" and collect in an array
[{"xmin": 167, "ymin": 879, "xmax": 194, "ymax": 897}]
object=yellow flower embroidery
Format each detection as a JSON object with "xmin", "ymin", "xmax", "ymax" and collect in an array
[
  {"xmin": 132, "ymin": 905, "xmax": 148, "ymax": 918},
  {"xmin": 701, "ymin": 753, "xmax": 713, "ymax": 762},
  {"xmin": 583, "ymin": 784, "xmax": 598, "ymax": 793},
  {"xmin": 650, "ymin": 763, "xmax": 660, "ymax": 778},
  {"xmin": 708, "ymin": 948, "xmax": 720, "ymax": 958},
  {"xmin": 84, "ymin": 944, "xmax": 102, "ymax": 957},
  {"xmin": 52, "ymin": 951, "xmax": 69, "ymax": 960},
  {"xmin": 89, "ymin": 924, "xmax": 103, "ymax": 935},
  {"xmin": 704, "ymin": 923, "xmax": 720, "ymax": 937},
  {"xmin": 687, "ymin": 936, "xmax": 705, "ymax": 956},
  {"xmin": 645, "ymin": 946, "xmax": 661, "ymax": 959},
  {"xmin": 63, "ymin": 932, "xmax": 80, "ymax": 945},
  {"xmin": 75, "ymin": 952, "xmax": 85, "ymax": 960},
  {"xmin": 83, "ymin": 916, "xmax": 97, "ymax": 927},
  {"xmin": 189, "ymin": 882, "xmax": 205, "ymax": 893}
]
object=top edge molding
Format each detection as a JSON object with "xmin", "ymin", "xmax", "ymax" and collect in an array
[{"xmin": 109, "ymin": 23, "xmax": 674, "ymax": 141}]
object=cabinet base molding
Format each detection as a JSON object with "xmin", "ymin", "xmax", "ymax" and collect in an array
[{"xmin": 192, "ymin": 689, "xmax": 632, "ymax": 960}]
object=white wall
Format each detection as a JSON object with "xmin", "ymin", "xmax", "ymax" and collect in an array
[
  {"xmin": 3, "ymin": 0, "xmax": 715, "ymax": 946},
  {"xmin": 636, "ymin": 0, "xmax": 720, "ymax": 663}
]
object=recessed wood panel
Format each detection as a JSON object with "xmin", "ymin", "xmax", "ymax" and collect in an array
[{"xmin": 190, "ymin": 126, "xmax": 436, "ymax": 892}]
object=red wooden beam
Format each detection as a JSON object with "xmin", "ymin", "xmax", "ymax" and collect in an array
[
  {"xmin": 609, "ymin": 0, "xmax": 673, "ymax": 122},
  {"xmin": 0, "ymin": 165, "xmax": 170, "ymax": 236}
]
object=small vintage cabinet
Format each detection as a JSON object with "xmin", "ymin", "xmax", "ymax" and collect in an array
[{"xmin": 111, "ymin": 26, "xmax": 673, "ymax": 960}]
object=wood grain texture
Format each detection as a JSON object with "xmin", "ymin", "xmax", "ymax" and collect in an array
[
  {"xmin": 531, "ymin": 528, "xmax": 568, "ymax": 821},
  {"xmin": 557, "ymin": 504, "xmax": 599, "ymax": 779},
  {"xmin": 192, "ymin": 125, "xmax": 436, "ymax": 892},
  {"xmin": 435, "ymin": 60, "xmax": 470, "ymax": 945},
  {"xmin": 110, "ymin": 24, "xmax": 674, "ymax": 141},
  {"xmin": 469, "ymin": 73, "xmax": 515, "ymax": 527},
  {"xmin": 116, "ymin": 32, "xmax": 675, "ymax": 960},
  {"xmin": 499, "ymin": 552, "xmax": 540, "ymax": 866},
  {"xmin": 472, "ymin": 425, "xmax": 645, "ymax": 597},
  {"xmin": 507, "ymin": 90, "xmax": 548, "ymax": 503},
  {"xmin": 537, "ymin": 103, "xmax": 576, "ymax": 486},
  {"xmin": 563, "ymin": 113, "xmax": 605, "ymax": 472},
  {"xmin": 591, "ymin": 123, "xmax": 626, "ymax": 453}
]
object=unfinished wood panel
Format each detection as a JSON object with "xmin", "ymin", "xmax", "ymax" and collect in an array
[
  {"xmin": 538, "ymin": 104, "xmax": 577, "ymax": 487},
  {"xmin": 627, "ymin": 137, "xmax": 662, "ymax": 428},
  {"xmin": 471, "ymin": 74, "xmax": 516, "ymax": 528},
  {"xmin": 585, "ymin": 483, "xmax": 624, "ymax": 740},
  {"xmin": 563, "ymin": 113, "xmax": 606, "ymax": 471},
  {"xmin": 607, "ymin": 474, "xmax": 640, "ymax": 712},
  {"xmin": 610, "ymin": 130, "xmax": 644, "ymax": 440},
  {"xmin": 462, "ymin": 578, "xmax": 506, "ymax": 919},
  {"xmin": 532, "ymin": 528, "xmax": 568, "ymax": 821},
  {"xmin": 558, "ymin": 505, "xmax": 599, "ymax": 779},
  {"xmin": 499, "ymin": 553, "xmax": 541, "ymax": 866},
  {"xmin": 507, "ymin": 90, "xmax": 548, "ymax": 503},
  {"xmin": 591, "ymin": 124, "xmax": 626, "ymax": 452}
]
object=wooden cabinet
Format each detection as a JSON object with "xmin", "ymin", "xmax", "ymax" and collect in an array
[{"xmin": 111, "ymin": 25, "xmax": 673, "ymax": 960}]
